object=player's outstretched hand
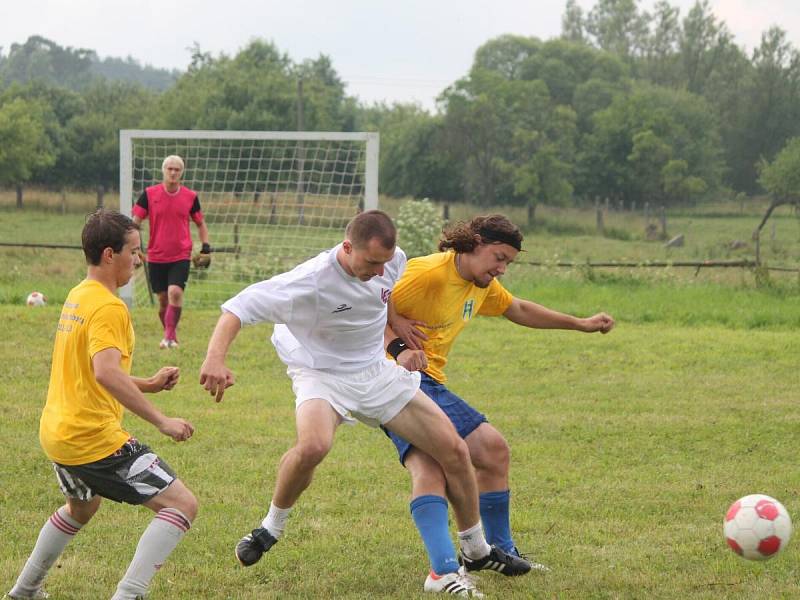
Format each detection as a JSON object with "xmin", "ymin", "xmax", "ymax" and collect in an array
[
  {"xmin": 151, "ymin": 366, "xmax": 180, "ymax": 391},
  {"xmin": 389, "ymin": 314, "xmax": 428, "ymax": 350},
  {"xmin": 159, "ymin": 417, "xmax": 194, "ymax": 442},
  {"xmin": 397, "ymin": 348, "xmax": 428, "ymax": 372},
  {"xmin": 199, "ymin": 358, "xmax": 235, "ymax": 403},
  {"xmin": 582, "ymin": 312, "xmax": 615, "ymax": 334}
]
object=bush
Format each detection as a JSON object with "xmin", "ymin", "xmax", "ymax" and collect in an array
[{"xmin": 396, "ymin": 198, "xmax": 443, "ymax": 258}]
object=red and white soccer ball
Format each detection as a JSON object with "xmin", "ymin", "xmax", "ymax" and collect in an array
[
  {"xmin": 724, "ymin": 494, "xmax": 792, "ymax": 560},
  {"xmin": 26, "ymin": 291, "xmax": 47, "ymax": 307}
]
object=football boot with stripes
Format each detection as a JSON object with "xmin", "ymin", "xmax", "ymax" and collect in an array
[
  {"xmin": 423, "ymin": 568, "xmax": 484, "ymax": 596},
  {"xmin": 235, "ymin": 527, "xmax": 278, "ymax": 567},
  {"xmin": 460, "ymin": 545, "xmax": 532, "ymax": 576}
]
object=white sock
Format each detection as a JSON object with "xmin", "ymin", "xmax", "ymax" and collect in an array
[
  {"xmin": 11, "ymin": 507, "xmax": 82, "ymax": 597},
  {"xmin": 457, "ymin": 522, "xmax": 491, "ymax": 559},
  {"xmin": 111, "ymin": 508, "xmax": 191, "ymax": 600},
  {"xmin": 261, "ymin": 502, "xmax": 293, "ymax": 539}
]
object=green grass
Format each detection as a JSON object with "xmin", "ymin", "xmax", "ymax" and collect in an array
[
  {"xmin": 2, "ymin": 296, "xmax": 800, "ymax": 598},
  {"xmin": 3, "ymin": 203, "xmax": 800, "ymax": 597}
]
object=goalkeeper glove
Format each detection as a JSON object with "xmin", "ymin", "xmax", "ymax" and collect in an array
[{"xmin": 193, "ymin": 243, "xmax": 212, "ymax": 269}]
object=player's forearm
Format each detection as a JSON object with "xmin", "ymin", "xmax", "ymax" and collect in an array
[
  {"xmin": 384, "ymin": 324, "xmax": 399, "ymax": 349},
  {"xmin": 97, "ymin": 369, "xmax": 167, "ymax": 428},
  {"xmin": 197, "ymin": 221, "xmax": 210, "ymax": 245},
  {"xmin": 131, "ymin": 375, "xmax": 157, "ymax": 393},
  {"xmin": 206, "ymin": 311, "xmax": 242, "ymax": 360},
  {"xmin": 505, "ymin": 300, "xmax": 584, "ymax": 330}
]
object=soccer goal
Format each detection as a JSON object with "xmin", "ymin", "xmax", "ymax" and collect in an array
[{"xmin": 119, "ymin": 130, "xmax": 379, "ymax": 307}]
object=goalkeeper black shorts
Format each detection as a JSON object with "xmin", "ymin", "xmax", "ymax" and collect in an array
[{"xmin": 147, "ymin": 260, "xmax": 190, "ymax": 293}]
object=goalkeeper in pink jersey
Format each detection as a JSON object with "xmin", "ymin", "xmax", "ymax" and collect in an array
[{"xmin": 133, "ymin": 155, "xmax": 212, "ymax": 349}]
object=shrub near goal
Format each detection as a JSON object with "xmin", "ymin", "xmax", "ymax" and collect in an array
[{"xmin": 119, "ymin": 130, "xmax": 379, "ymax": 308}]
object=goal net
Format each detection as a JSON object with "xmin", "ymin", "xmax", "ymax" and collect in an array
[{"xmin": 119, "ymin": 130, "xmax": 379, "ymax": 307}]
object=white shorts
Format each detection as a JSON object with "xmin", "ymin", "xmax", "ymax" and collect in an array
[{"xmin": 287, "ymin": 358, "xmax": 421, "ymax": 427}]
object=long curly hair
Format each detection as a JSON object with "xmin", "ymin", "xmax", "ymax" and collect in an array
[{"xmin": 438, "ymin": 214, "xmax": 523, "ymax": 253}]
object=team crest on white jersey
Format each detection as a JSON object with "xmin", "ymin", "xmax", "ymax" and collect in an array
[{"xmin": 381, "ymin": 288, "xmax": 391, "ymax": 304}]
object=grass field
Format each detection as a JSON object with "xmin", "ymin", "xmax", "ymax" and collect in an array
[{"xmin": 2, "ymin": 203, "xmax": 800, "ymax": 598}]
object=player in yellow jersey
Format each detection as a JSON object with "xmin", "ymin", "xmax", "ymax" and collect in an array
[
  {"xmin": 8, "ymin": 210, "xmax": 197, "ymax": 600},
  {"xmin": 384, "ymin": 214, "xmax": 614, "ymax": 585}
]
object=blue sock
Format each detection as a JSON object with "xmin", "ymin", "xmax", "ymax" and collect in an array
[
  {"xmin": 410, "ymin": 495, "xmax": 459, "ymax": 575},
  {"xmin": 480, "ymin": 490, "xmax": 515, "ymax": 553}
]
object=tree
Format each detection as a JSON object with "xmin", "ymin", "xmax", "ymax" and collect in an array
[
  {"xmin": 361, "ymin": 103, "xmax": 461, "ymax": 201},
  {"xmin": 678, "ymin": 0, "xmax": 733, "ymax": 95},
  {"xmin": 577, "ymin": 83, "xmax": 723, "ymax": 205},
  {"xmin": 0, "ymin": 98, "xmax": 56, "ymax": 200},
  {"xmin": 562, "ymin": 0, "xmax": 587, "ymax": 44},
  {"xmin": 0, "ymin": 35, "xmax": 94, "ymax": 90},
  {"xmin": 585, "ymin": 0, "xmax": 651, "ymax": 64},
  {"xmin": 754, "ymin": 136, "xmax": 800, "ymax": 239},
  {"xmin": 640, "ymin": 0, "xmax": 681, "ymax": 86}
]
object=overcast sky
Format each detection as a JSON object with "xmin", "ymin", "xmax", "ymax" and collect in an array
[{"xmin": 2, "ymin": 0, "xmax": 799, "ymax": 110}]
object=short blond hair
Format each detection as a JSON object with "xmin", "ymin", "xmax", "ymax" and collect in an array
[{"xmin": 162, "ymin": 155, "xmax": 185, "ymax": 174}]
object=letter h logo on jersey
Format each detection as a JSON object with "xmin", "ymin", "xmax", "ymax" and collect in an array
[
  {"xmin": 381, "ymin": 288, "xmax": 392, "ymax": 304},
  {"xmin": 462, "ymin": 299, "xmax": 475, "ymax": 321}
]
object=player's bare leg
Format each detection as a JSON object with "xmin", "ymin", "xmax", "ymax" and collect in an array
[
  {"xmin": 235, "ymin": 399, "xmax": 341, "ymax": 567},
  {"xmin": 385, "ymin": 390, "xmax": 480, "ymax": 531}
]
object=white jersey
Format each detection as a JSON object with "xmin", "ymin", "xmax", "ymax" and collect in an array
[{"xmin": 221, "ymin": 243, "xmax": 407, "ymax": 372}]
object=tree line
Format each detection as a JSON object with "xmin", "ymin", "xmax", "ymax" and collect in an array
[{"xmin": 2, "ymin": 0, "xmax": 800, "ymax": 209}]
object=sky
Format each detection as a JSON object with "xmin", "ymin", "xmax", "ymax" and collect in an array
[{"xmin": 2, "ymin": 0, "xmax": 799, "ymax": 111}]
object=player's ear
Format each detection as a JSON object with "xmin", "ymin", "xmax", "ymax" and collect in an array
[{"xmin": 342, "ymin": 240, "xmax": 352, "ymax": 254}]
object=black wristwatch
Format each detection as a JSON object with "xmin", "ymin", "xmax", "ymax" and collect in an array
[{"xmin": 201, "ymin": 243, "xmax": 212, "ymax": 254}]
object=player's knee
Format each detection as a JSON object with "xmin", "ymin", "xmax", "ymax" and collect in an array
[
  {"xmin": 66, "ymin": 496, "xmax": 101, "ymax": 524},
  {"xmin": 486, "ymin": 433, "xmax": 510, "ymax": 470},
  {"xmin": 294, "ymin": 439, "xmax": 332, "ymax": 469},
  {"xmin": 177, "ymin": 490, "xmax": 199, "ymax": 522},
  {"xmin": 438, "ymin": 436, "xmax": 472, "ymax": 474},
  {"xmin": 411, "ymin": 465, "xmax": 447, "ymax": 491}
]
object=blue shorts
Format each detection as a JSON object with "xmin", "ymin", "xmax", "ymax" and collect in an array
[{"xmin": 384, "ymin": 372, "xmax": 488, "ymax": 464}]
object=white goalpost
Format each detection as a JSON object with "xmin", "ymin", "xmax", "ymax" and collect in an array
[{"xmin": 119, "ymin": 130, "xmax": 379, "ymax": 307}]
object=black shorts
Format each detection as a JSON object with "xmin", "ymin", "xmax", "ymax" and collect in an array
[
  {"xmin": 147, "ymin": 260, "xmax": 190, "ymax": 293},
  {"xmin": 53, "ymin": 437, "xmax": 178, "ymax": 505}
]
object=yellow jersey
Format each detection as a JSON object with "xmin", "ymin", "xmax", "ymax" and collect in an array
[
  {"xmin": 391, "ymin": 252, "xmax": 513, "ymax": 383},
  {"xmin": 40, "ymin": 279, "xmax": 134, "ymax": 465}
]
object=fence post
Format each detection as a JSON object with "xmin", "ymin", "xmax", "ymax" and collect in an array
[
  {"xmin": 61, "ymin": 189, "xmax": 67, "ymax": 214},
  {"xmin": 16, "ymin": 184, "xmax": 23, "ymax": 209},
  {"xmin": 755, "ymin": 231, "xmax": 761, "ymax": 265},
  {"xmin": 443, "ymin": 202, "xmax": 450, "ymax": 222},
  {"xmin": 254, "ymin": 191, "xmax": 260, "ymax": 204},
  {"xmin": 595, "ymin": 199, "xmax": 605, "ymax": 235},
  {"xmin": 269, "ymin": 194, "xmax": 277, "ymax": 225},
  {"xmin": 96, "ymin": 185, "xmax": 105, "ymax": 209},
  {"xmin": 659, "ymin": 205, "xmax": 667, "ymax": 239}
]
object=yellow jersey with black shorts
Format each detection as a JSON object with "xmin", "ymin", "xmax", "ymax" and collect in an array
[{"xmin": 40, "ymin": 279, "xmax": 134, "ymax": 466}]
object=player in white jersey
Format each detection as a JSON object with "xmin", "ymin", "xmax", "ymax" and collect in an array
[{"xmin": 199, "ymin": 210, "xmax": 528, "ymax": 593}]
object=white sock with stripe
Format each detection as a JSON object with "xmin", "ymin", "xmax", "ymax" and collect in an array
[
  {"xmin": 457, "ymin": 521, "xmax": 491, "ymax": 560},
  {"xmin": 111, "ymin": 508, "xmax": 192, "ymax": 600},
  {"xmin": 10, "ymin": 506, "xmax": 82, "ymax": 597}
]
